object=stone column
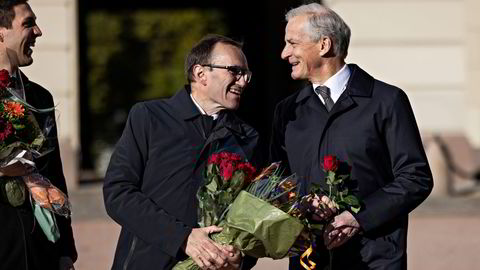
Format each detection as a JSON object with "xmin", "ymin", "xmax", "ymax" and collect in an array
[{"xmin": 466, "ymin": 0, "xmax": 480, "ymax": 148}]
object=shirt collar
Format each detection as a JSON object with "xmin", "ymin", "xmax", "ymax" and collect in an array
[
  {"xmin": 190, "ymin": 93, "xmax": 218, "ymax": 120},
  {"xmin": 312, "ymin": 64, "xmax": 351, "ymax": 103}
]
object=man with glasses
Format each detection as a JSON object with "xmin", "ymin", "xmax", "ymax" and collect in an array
[{"xmin": 104, "ymin": 34, "xmax": 259, "ymax": 270}]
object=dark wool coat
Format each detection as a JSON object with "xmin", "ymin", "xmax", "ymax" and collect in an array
[
  {"xmin": 270, "ymin": 64, "xmax": 433, "ymax": 270},
  {"xmin": 104, "ymin": 86, "xmax": 260, "ymax": 270}
]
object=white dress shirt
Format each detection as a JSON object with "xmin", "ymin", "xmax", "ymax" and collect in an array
[
  {"xmin": 312, "ymin": 64, "xmax": 351, "ymax": 105},
  {"xmin": 190, "ymin": 94, "xmax": 218, "ymax": 120}
]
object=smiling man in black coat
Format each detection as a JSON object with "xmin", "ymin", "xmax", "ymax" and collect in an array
[
  {"xmin": 103, "ymin": 34, "xmax": 260, "ymax": 270},
  {"xmin": 0, "ymin": 1, "xmax": 77, "ymax": 270},
  {"xmin": 270, "ymin": 3, "xmax": 433, "ymax": 270}
]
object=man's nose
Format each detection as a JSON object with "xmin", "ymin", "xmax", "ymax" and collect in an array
[
  {"xmin": 281, "ymin": 45, "xmax": 291, "ymax": 60},
  {"xmin": 34, "ymin": 25, "xmax": 42, "ymax": 37},
  {"xmin": 236, "ymin": 76, "xmax": 248, "ymax": 87}
]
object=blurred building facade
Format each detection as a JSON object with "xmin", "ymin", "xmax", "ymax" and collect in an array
[
  {"xmin": 24, "ymin": 0, "xmax": 479, "ymax": 192},
  {"xmin": 325, "ymin": 0, "xmax": 480, "ymax": 195}
]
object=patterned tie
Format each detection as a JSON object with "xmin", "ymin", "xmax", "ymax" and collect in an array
[{"xmin": 315, "ymin": 85, "xmax": 334, "ymax": 112}]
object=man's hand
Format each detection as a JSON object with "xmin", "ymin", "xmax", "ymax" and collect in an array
[
  {"xmin": 184, "ymin": 226, "xmax": 229, "ymax": 270},
  {"xmin": 0, "ymin": 151, "xmax": 34, "ymax": 177},
  {"xmin": 58, "ymin": 256, "xmax": 75, "ymax": 270},
  {"xmin": 311, "ymin": 194, "xmax": 337, "ymax": 221},
  {"xmin": 323, "ymin": 211, "xmax": 360, "ymax": 250},
  {"xmin": 0, "ymin": 160, "xmax": 34, "ymax": 177},
  {"xmin": 218, "ymin": 245, "xmax": 242, "ymax": 270}
]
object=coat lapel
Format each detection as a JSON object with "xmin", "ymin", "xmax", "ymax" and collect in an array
[
  {"xmin": 314, "ymin": 64, "xmax": 374, "ymax": 146},
  {"xmin": 287, "ymin": 65, "xmax": 375, "ymax": 192},
  {"xmin": 194, "ymin": 110, "xmax": 259, "ymax": 172}
]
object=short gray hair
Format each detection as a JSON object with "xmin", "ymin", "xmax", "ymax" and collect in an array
[{"xmin": 286, "ymin": 3, "xmax": 351, "ymax": 59}]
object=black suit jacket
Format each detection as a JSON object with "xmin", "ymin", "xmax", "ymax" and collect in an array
[
  {"xmin": 270, "ymin": 64, "xmax": 433, "ymax": 269},
  {"xmin": 0, "ymin": 74, "xmax": 77, "ymax": 270},
  {"xmin": 104, "ymin": 86, "xmax": 260, "ymax": 270}
]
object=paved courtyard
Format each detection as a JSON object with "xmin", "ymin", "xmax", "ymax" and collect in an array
[{"xmin": 70, "ymin": 183, "xmax": 480, "ymax": 270}]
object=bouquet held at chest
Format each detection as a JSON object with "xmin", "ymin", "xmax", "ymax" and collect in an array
[
  {"xmin": 174, "ymin": 151, "xmax": 361, "ymax": 270},
  {"xmin": 0, "ymin": 69, "xmax": 71, "ymax": 242}
]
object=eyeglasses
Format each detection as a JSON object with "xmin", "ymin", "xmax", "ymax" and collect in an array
[{"xmin": 202, "ymin": 64, "xmax": 252, "ymax": 83}]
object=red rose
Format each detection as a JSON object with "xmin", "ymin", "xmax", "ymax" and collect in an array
[
  {"xmin": 323, "ymin": 155, "xmax": 338, "ymax": 171},
  {"xmin": 0, "ymin": 118, "xmax": 13, "ymax": 140},
  {"xmin": 220, "ymin": 162, "xmax": 235, "ymax": 181},
  {"xmin": 219, "ymin": 152, "xmax": 241, "ymax": 162},
  {"xmin": 208, "ymin": 153, "xmax": 221, "ymax": 164},
  {"xmin": 236, "ymin": 162, "xmax": 257, "ymax": 181},
  {"xmin": 230, "ymin": 153, "xmax": 242, "ymax": 162},
  {"xmin": 0, "ymin": 69, "xmax": 11, "ymax": 89},
  {"xmin": 219, "ymin": 152, "xmax": 230, "ymax": 160}
]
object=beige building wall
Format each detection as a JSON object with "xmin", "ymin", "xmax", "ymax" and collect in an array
[
  {"xmin": 324, "ymin": 0, "xmax": 479, "ymax": 194},
  {"xmin": 466, "ymin": 0, "xmax": 480, "ymax": 147},
  {"xmin": 325, "ymin": 0, "xmax": 469, "ymax": 135},
  {"xmin": 23, "ymin": 0, "xmax": 79, "ymax": 189}
]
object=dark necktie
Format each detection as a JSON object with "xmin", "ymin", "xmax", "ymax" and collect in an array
[
  {"xmin": 200, "ymin": 115, "xmax": 215, "ymax": 138},
  {"xmin": 315, "ymin": 85, "xmax": 334, "ymax": 112}
]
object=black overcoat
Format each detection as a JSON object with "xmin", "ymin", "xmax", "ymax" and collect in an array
[
  {"xmin": 0, "ymin": 74, "xmax": 77, "ymax": 270},
  {"xmin": 104, "ymin": 86, "xmax": 260, "ymax": 270},
  {"xmin": 270, "ymin": 64, "xmax": 433, "ymax": 269}
]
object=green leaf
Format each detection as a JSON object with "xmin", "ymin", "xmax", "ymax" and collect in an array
[
  {"xmin": 350, "ymin": 205, "xmax": 361, "ymax": 214},
  {"xmin": 229, "ymin": 171, "xmax": 245, "ymax": 192},
  {"xmin": 205, "ymin": 176, "xmax": 218, "ymax": 193},
  {"xmin": 12, "ymin": 123, "xmax": 26, "ymax": 130},
  {"xmin": 326, "ymin": 173, "xmax": 335, "ymax": 185},
  {"xmin": 217, "ymin": 191, "xmax": 232, "ymax": 204},
  {"xmin": 343, "ymin": 195, "xmax": 360, "ymax": 206},
  {"xmin": 310, "ymin": 183, "xmax": 323, "ymax": 194}
]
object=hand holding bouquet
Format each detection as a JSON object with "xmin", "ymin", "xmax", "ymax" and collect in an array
[
  {"xmin": 0, "ymin": 69, "xmax": 71, "ymax": 242},
  {"xmin": 303, "ymin": 155, "xmax": 362, "ymax": 269},
  {"xmin": 174, "ymin": 154, "xmax": 314, "ymax": 270}
]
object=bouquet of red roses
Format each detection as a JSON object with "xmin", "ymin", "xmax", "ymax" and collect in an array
[
  {"xmin": 0, "ymin": 69, "xmax": 71, "ymax": 242},
  {"xmin": 196, "ymin": 152, "xmax": 257, "ymax": 228},
  {"xmin": 174, "ymin": 153, "xmax": 310, "ymax": 270}
]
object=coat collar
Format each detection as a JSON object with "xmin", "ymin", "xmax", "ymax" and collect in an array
[
  {"xmin": 295, "ymin": 64, "xmax": 374, "ymax": 103},
  {"xmin": 169, "ymin": 85, "xmax": 202, "ymax": 120},
  {"xmin": 168, "ymin": 85, "xmax": 247, "ymax": 135},
  {"xmin": 344, "ymin": 64, "xmax": 374, "ymax": 97}
]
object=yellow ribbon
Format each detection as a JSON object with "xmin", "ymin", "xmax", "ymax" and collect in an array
[{"xmin": 300, "ymin": 244, "xmax": 316, "ymax": 270}]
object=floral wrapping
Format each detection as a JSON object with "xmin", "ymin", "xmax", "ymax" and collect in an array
[
  {"xmin": 174, "ymin": 154, "xmax": 315, "ymax": 270},
  {"xmin": 0, "ymin": 69, "xmax": 71, "ymax": 241}
]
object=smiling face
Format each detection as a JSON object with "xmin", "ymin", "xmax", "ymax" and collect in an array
[
  {"xmin": 281, "ymin": 15, "xmax": 323, "ymax": 81},
  {"xmin": 1, "ymin": 3, "xmax": 42, "ymax": 68},
  {"xmin": 196, "ymin": 42, "xmax": 250, "ymax": 113}
]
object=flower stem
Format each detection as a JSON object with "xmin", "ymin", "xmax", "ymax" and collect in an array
[{"xmin": 329, "ymin": 250, "xmax": 333, "ymax": 270}]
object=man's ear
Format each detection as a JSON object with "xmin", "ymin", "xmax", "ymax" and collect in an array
[
  {"xmin": 192, "ymin": 64, "xmax": 207, "ymax": 86},
  {"xmin": 317, "ymin": 36, "xmax": 332, "ymax": 57}
]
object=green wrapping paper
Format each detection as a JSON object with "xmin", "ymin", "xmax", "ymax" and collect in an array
[
  {"xmin": 224, "ymin": 191, "xmax": 304, "ymax": 258},
  {"xmin": 173, "ymin": 191, "xmax": 305, "ymax": 270}
]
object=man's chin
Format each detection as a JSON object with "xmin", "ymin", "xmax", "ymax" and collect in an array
[
  {"xmin": 291, "ymin": 72, "xmax": 301, "ymax": 80},
  {"xmin": 225, "ymin": 101, "xmax": 240, "ymax": 111},
  {"xmin": 19, "ymin": 56, "xmax": 34, "ymax": 67}
]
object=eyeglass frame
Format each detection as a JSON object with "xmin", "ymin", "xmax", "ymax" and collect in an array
[{"xmin": 201, "ymin": 64, "xmax": 252, "ymax": 83}]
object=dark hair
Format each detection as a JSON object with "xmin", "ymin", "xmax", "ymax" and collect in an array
[
  {"xmin": 185, "ymin": 34, "xmax": 243, "ymax": 83},
  {"xmin": 0, "ymin": 0, "xmax": 28, "ymax": 28}
]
